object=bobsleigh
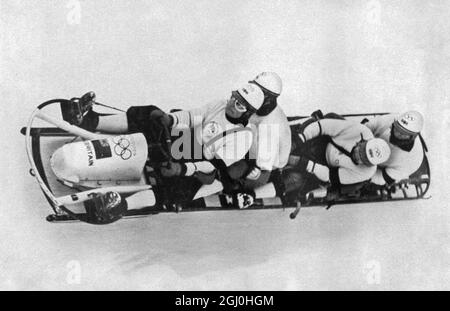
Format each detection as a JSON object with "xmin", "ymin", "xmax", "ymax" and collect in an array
[{"xmin": 21, "ymin": 97, "xmax": 431, "ymax": 224}]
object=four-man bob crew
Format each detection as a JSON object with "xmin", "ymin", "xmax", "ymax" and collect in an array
[{"xmin": 23, "ymin": 72, "xmax": 430, "ymax": 224}]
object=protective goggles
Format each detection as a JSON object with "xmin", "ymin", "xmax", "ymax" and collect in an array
[
  {"xmin": 230, "ymin": 91, "xmax": 256, "ymax": 114},
  {"xmin": 231, "ymin": 96, "xmax": 248, "ymax": 112}
]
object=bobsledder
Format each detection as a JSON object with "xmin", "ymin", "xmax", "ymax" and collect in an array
[{"xmin": 22, "ymin": 96, "xmax": 431, "ymax": 224}]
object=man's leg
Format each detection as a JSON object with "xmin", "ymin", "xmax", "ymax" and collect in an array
[
  {"xmin": 193, "ymin": 179, "xmax": 223, "ymax": 200},
  {"xmin": 62, "ymin": 92, "xmax": 129, "ymax": 133},
  {"xmin": 62, "ymin": 92, "xmax": 170, "ymax": 137},
  {"xmin": 91, "ymin": 105, "xmax": 163, "ymax": 135},
  {"xmin": 124, "ymin": 189, "xmax": 156, "ymax": 210},
  {"xmin": 253, "ymin": 167, "xmax": 319, "ymax": 203}
]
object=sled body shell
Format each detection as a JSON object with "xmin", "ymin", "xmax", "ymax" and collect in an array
[{"xmin": 50, "ymin": 133, "xmax": 148, "ymax": 187}]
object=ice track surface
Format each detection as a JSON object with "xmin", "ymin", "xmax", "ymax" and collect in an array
[{"xmin": 1, "ymin": 1, "xmax": 449, "ymax": 290}]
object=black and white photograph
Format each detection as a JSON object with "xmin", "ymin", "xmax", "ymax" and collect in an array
[{"xmin": 1, "ymin": 0, "xmax": 449, "ymax": 292}]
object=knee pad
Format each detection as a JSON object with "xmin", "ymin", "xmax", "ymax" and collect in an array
[{"xmin": 126, "ymin": 105, "xmax": 161, "ymax": 133}]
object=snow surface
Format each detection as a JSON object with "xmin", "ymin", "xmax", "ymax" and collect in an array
[{"xmin": 1, "ymin": 0, "xmax": 449, "ymax": 290}]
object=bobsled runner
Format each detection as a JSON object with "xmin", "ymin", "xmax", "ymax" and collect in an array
[{"xmin": 21, "ymin": 97, "xmax": 431, "ymax": 224}]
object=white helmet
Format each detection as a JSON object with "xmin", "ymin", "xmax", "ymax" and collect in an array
[
  {"xmin": 235, "ymin": 83, "xmax": 265, "ymax": 111},
  {"xmin": 394, "ymin": 111, "xmax": 424, "ymax": 135},
  {"xmin": 251, "ymin": 72, "xmax": 282, "ymax": 96},
  {"xmin": 358, "ymin": 138, "xmax": 391, "ymax": 166}
]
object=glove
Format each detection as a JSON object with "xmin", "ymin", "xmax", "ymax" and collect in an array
[{"xmin": 160, "ymin": 162, "xmax": 186, "ymax": 177}]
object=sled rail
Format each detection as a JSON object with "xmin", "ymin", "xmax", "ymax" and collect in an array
[{"xmin": 288, "ymin": 112, "xmax": 390, "ymax": 123}]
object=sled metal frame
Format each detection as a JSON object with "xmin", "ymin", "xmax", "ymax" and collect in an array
[
  {"xmin": 23, "ymin": 100, "xmax": 91, "ymax": 223},
  {"xmin": 22, "ymin": 110, "xmax": 430, "ymax": 223}
]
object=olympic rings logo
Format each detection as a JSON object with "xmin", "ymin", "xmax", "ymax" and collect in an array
[{"xmin": 113, "ymin": 136, "xmax": 132, "ymax": 160}]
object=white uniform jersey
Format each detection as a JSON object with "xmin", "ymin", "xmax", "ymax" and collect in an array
[
  {"xmin": 303, "ymin": 119, "xmax": 376, "ymax": 185},
  {"xmin": 365, "ymin": 114, "xmax": 424, "ymax": 185},
  {"xmin": 170, "ymin": 100, "xmax": 253, "ymax": 167},
  {"xmin": 248, "ymin": 105, "xmax": 291, "ymax": 171}
]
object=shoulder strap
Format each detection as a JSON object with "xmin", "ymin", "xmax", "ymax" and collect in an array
[{"xmin": 329, "ymin": 139, "xmax": 353, "ymax": 159}]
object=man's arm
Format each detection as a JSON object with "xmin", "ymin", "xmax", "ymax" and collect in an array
[
  {"xmin": 169, "ymin": 109, "xmax": 202, "ymax": 129},
  {"xmin": 241, "ymin": 122, "xmax": 283, "ymax": 188},
  {"xmin": 364, "ymin": 114, "xmax": 396, "ymax": 136},
  {"xmin": 298, "ymin": 119, "xmax": 353, "ymax": 142},
  {"xmin": 208, "ymin": 129, "xmax": 254, "ymax": 192},
  {"xmin": 364, "ymin": 116, "xmax": 380, "ymax": 133},
  {"xmin": 160, "ymin": 160, "xmax": 216, "ymax": 177},
  {"xmin": 169, "ymin": 101, "xmax": 221, "ymax": 129},
  {"xmin": 212, "ymin": 129, "xmax": 253, "ymax": 167}
]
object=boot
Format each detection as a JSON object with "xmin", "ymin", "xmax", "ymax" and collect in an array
[{"xmin": 61, "ymin": 91, "xmax": 98, "ymax": 131}]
